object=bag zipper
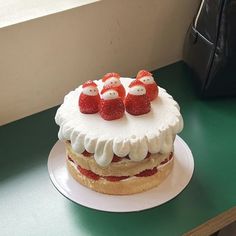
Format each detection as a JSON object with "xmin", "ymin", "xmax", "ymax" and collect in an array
[{"xmin": 194, "ymin": 0, "xmax": 205, "ymax": 28}]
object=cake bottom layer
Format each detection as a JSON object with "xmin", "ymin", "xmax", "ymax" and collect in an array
[{"xmin": 67, "ymin": 156, "xmax": 174, "ymax": 195}]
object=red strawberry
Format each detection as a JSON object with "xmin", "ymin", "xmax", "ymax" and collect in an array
[
  {"xmin": 115, "ymin": 84, "xmax": 126, "ymax": 100},
  {"xmin": 145, "ymin": 84, "xmax": 158, "ymax": 101},
  {"xmin": 100, "ymin": 86, "xmax": 125, "ymax": 120},
  {"xmin": 136, "ymin": 70, "xmax": 158, "ymax": 101},
  {"xmin": 136, "ymin": 70, "xmax": 153, "ymax": 79},
  {"xmin": 102, "ymin": 73, "xmax": 126, "ymax": 100},
  {"xmin": 160, "ymin": 152, "xmax": 173, "ymax": 165},
  {"xmin": 160, "ymin": 158, "xmax": 168, "ymax": 165},
  {"xmin": 104, "ymin": 176, "xmax": 129, "ymax": 182},
  {"xmin": 135, "ymin": 167, "xmax": 158, "ymax": 177},
  {"xmin": 145, "ymin": 152, "xmax": 151, "ymax": 159},
  {"xmin": 79, "ymin": 80, "xmax": 100, "ymax": 114},
  {"xmin": 125, "ymin": 94, "xmax": 150, "ymax": 115},
  {"xmin": 77, "ymin": 165, "xmax": 100, "ymax": 180},
  {"xmin": 103, "ymin": 84, "xmax": 126, "ymax": 100},
  {"xmin": 79, "ymin": 93, "xmax": 100, "ymax": 114},
  {"xmin": 125, "ymin": 79, "xmax": 151, "ymax": 115},
  {"xmin": 100, "ymin": 99, "xmax": 124, "ymax": 120},
  {"xmin": 82, "ymin": 150, "xmax": 93, "ymax": 157},
  {"xmin": 102, "ymin": 72, "xmax": 120, "ymax": 82},
  {"xmin": 67, "ymin": 156, "xmax": 74, "ymax": 163},
  {"xmin": 112, "ymin": 154, "xmax": 123, "ymax": 162}
]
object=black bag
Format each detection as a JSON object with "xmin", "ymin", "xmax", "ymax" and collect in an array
[{"xmin": 183, "ymin": 0, "xmax": 236, "ymax": 97}]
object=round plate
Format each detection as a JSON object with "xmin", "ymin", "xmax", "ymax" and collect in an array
[{"xmin": 48, "ymin": 136, "xmax": 194, "ymax": 212}]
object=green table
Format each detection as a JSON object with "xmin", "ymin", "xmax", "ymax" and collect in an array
[{"xmin": 1, "ymin": 62, "xmax": 236, "ymax": 236}]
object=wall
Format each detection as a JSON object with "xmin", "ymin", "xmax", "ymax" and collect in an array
[{"xmin": 0, "ymin": 0, "xmax": 200, "ymax": 125}]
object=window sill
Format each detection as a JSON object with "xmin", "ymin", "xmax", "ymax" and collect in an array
[{"xmin": 0, "ymin": 0, "xmax": 99, "ymax": 28}]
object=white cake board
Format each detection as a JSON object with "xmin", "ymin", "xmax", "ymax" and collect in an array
[{"xmin": 48, "ymin": 136, "xmax": 194, "ymax": 212}]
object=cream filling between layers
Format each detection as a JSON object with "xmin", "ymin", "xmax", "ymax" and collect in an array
[
  {"xmin": 67, "ymin": 153, "xmax": 174, "ymax": 181},
  {"xmin": 55, "ymin": 78, "xmax": 183, "ymax": 167},
  {"xmin": 66, "ymin": 141, "xmax": 173, "ymax": 176}
]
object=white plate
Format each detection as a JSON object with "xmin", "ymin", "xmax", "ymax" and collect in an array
[{"xmin": 48, "ymin": 136, "xmax": 194, "ymax": 212}]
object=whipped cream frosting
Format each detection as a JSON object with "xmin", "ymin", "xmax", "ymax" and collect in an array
[{"xmin": 55, "ymin": 78, "xmax": 183, "ymax": 167}]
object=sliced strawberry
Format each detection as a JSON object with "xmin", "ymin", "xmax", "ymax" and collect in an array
[
  {"xmin": 160, "ymin": 153, "xmax": 173, "ymax": 165},
  {"xmin": 77, "ymin": 165, "xmax": 100, "ymax": 180},
  {"xmin": 68, "ymin": 156, "xmax": 74, "ymax": 163},
  {"xmin": 104, "ymin": 176, "xmax": 129, "ymax": 182},
  {"xmin": 160, "ymin": 158, "xmax": 169, "ymax": 165},
  {"xmin": 135, "ymin": 167, "xmax": 157, "ymax": 177},
  {"xmin": 82, "ymin": 150, "xmax": 92, "ymax": 157},
  {"xmin": 112, "ymin": 154, "xmax": 123, "ymax": 162},
  {"xmin": 145, "ymin": 152, "xmax": 151, "ymax": 159}
]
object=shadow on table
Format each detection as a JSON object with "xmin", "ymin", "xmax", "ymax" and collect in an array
[
  {"xmin": 66, "ymin": 173, "xmax": 218, "ymax": 236},
  {"xmin": 0, "ymin": 107, "xmax": 58, "ymax": 182},
  {"xmin": 67, "ymin": 201, "xmax": 170, "ymax": 236}
]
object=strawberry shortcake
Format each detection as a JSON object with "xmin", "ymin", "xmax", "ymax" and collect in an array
[{"xmin": 55, "ymin": 71, "xmax": 183, "ymax": 195}]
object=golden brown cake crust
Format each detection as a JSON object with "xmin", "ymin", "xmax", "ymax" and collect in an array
[{"xmin": 67, "ymin": 156, "xmax": 174, "ymax": 195}]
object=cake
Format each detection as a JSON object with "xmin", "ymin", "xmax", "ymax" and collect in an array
[{"xmin": 55, "ymin": 70, "xmax": 183, "ymax": 195}]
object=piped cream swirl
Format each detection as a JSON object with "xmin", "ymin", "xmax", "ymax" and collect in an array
[{"xmin": 55, "ymin": 78, "xmax": 183, "ymax": 167}]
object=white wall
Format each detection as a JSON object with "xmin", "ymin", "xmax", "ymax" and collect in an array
[{"xmin": 0, "ymin": 0, "xmax": 200, "ymax": 125}]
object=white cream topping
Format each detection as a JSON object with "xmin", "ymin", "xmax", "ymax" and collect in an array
[
  {"xmin": 82, "ymin": 86, "xmax": 98, "ymax": 96},
  {"xmin": 128, "ymin": 85, "xmax": 146, "ymax": 95},
  {"xmin": 139, "ymin": 76, "xmax": 155, "ymax": 84},
  {"xmin": 55, "ymin": 78, "xmax": 183, "ymax": 167},
  {"xmin": 104, "ymin": 77, "xmax": 121, "ymax": 87},
  {"xmin": 101, "ymin": 89, "xmax": 119, "ymax": 100}
]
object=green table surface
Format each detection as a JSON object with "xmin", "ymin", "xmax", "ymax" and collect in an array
[{"xmin": 1, "ymin": 62, "xmax": 236, "ymax": 236}]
